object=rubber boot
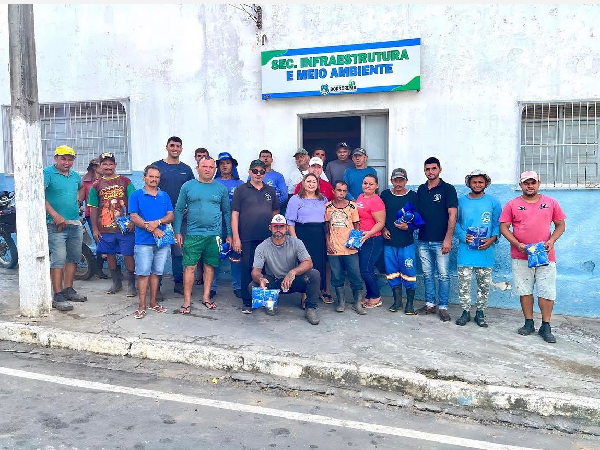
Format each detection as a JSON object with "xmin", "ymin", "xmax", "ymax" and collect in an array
[
  {"xmin": 351, "ymin": 289, "xmax": 367, "ymax": 315},
  {"xmin": 334, "ymin": 286, "xmax": 346, "ymax": 313},
  {"xmin": 389, "ymin": 286, "xmax": 403, "ymax": 312},
  {"xmin": 107, "ymin": 269, "xmax": 123, "ymax": 294},
  {"xmin": 126, "ymin": 270, "xmax": 137, "ymax": 297},
  {"xmin": 404, "ymin": 289, "xmax": 415, "ymax": 315},
  {"xmin": 94, "ymin": 254, "xmax": 108, "ymax": 279}
]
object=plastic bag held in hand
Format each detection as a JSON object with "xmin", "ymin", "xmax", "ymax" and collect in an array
[
  {"xmin": 467, "ymin": 226, "xmax": 488, "ymax": 250},
  {"xmin": 252, "ymin": 287, "xmax": 280, "ymax": 310},
  {"xmin": 154, "ymin": 224, "xmax": 176, "ymax": 249},
  {"xmin": 345, "ymin": 229, "xmax": 364, "ymax": 249},
  {"xmin": 394, "ymin": 202, "xmax": 425, "ymax": 230},
  {"xmin": 115, "ymin": 215, "xmax": 132, "ymax": 234},
  {"xmin": 525, "ymin": 242, "xmax": 550, "ymax": 268}
]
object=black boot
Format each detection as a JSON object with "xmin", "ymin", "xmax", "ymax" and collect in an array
[
  {"xmin": 518, "ymin": 319, "xmax": 535, "ymax": 336},
  {"xmin": 389, "ymin": 286, "xmax": 403, "ymax": 312},
  {"xmin": 455, "ymin": 309, "xmax": 471, "ymax": 326},
  {"xmin": 538, "ymin": 322, "xmax": 556, "ymax": 343},
  {"xmin": 107, "ymin": 268, "xmax": 123, "ymax": 294},
  {"xmin": 404, "ymin": 289, "xmax": 415, "ymax": 315},
  {"xmin": 351, "ymin": 289, "xmax": 367, "ymax": 315},
  {"xmin": 126, "ymin": 270, "xmax": 137, "ymax": 297},
  {"xmin": 334, "ymin": 286, "xmax": 346, "ymax": 312},
  {"xmin": 94, "ymin": 254, "xmax": 108, "ymax": 279},
  {"xmin": 474, "ymin": 309, "xmax": 488, "ymax": 328}
]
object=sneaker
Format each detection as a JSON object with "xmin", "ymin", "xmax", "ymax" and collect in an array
[
  {"xmin": 305, "ymin": 307, "xmax": 320, "ymax": 325},
  {"xmin": 233, "ymin": 289, "xmax": 242, "ymax": 299},
  {"xmin": 52, "ymin": 292, "xmax": 74, "ymax": 311},
  {"xmin": 518, "ymin": 321, "xmax": 536, "ymax": 336},
  {"xmin": 415, "ymin": 304, "xmax": 437, "ymax": 315},
  {"xmin": 241, "ymin": 306, "xmax": 253, "ymax": 314},
  {"xmin": 455, "ymin": 310, "xmax": 471, "ymax": 326},
  {"xmin": 438, "ymin": 308, "xmax": 451, "ymax": 322},
  {"xmin": 61, "ymin": 286, "xmax": 87, "ymax": 302},
  {"xmin": 538, "ymin": 323, "xmax": 556, "ymax": 343},
  {"xmin": 173, "ymin": 283, "xmax": 184, "ymax": 295}
]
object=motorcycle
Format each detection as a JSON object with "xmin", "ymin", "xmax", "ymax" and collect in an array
[
  {"xmin": 0, "ymin": 189, "xmax": 95, "ymax": 278},
  {"xmin": 0, "ymin": 190, "xmax": 17, "ymax": 269}
]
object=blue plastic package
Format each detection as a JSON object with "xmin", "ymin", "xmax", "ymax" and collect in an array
[
  {"xmin": 525, "ymin": 242, "xmax": 549, "ymax": 268},
  {"xmin": 467, "ymin": 226, "xmax": 488, "ymax": 250},
  {"xmin": 219, "ymin": 241, "xmax": 231, "ymax": 259},
  {"xmin": 345, "ymin": 229, "xmax": 364, "ymax": 249},
  {"xmin": 115, "ymin": 215, "xmax": 132, "ymax": 234},
  {"xmin": 154, "ymin": 224, "xmax": 176, "ymax": 249},
  {"xmin": 394, "ymin": 202, "xmax": 425, "ymax": 230},
  {"xmin": 252, "ymin": 287, "xmax": 280, "ymax": 310}
]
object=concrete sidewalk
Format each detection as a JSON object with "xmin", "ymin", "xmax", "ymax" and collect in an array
[{"xmin": 1, "ymin": 267, "xmax": 599, "ymax": 431}]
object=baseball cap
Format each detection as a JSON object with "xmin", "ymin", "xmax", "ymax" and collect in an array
[
  {"xmin": 520, "ymin": 170, "xmax": 540, "ymax": 182},
  {"xmin": 249, "ymin": 159, "xmax": 266, "ymax": 169},
  {"xmin": 465, "ymin": 169, "xmax": 491, "ymax": 187},
  {"xmin": 99, "ymin": 152, "xmax": 116, "ymax": 162},
  {"xmin": 336, "ymin": 141, "xmax": 350, "ymax": 150},
  {"xmin": 391, "ymin": 168, "xmax": 408, "ymax": 180},
  {"xmin": 352, "ymin": 147, "xmax": 367, "ymax": 156},
  {"xmin": 55, "ymin": 145, "xmax": 75, "ymax": 156},
  {"xmin": 217, "ymin": 152, "xmax": 238, "ymax": 166},
  {"xmin": 270, "ymin": 214, "xmax": 287, "ymax": 225},
  {"xmin": 309, "ymin": 156, "xmax": 323, "ymax": 166},
  {"xmin": 86, "ymin": 158, "xmax": 101, "ymax": 172},
  {"xmin": 293, "ymin": 147, "xmax": 309, "ymax": 157}
]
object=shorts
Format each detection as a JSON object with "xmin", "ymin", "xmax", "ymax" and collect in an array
[
  {"xmin": 182, "ymin": 235, "xmax": 220, "ymax": 268},
  {"xmin": 47, "ymin": 223, "xmax": 83, "ymax": 269},
  {"xmin": 96, "ymin": 232, "xmax": 135, "ymax": 256},
  {"xmin": 511, "ymin": 259, "xmax": 557, "ymax": 300},
  {"xmin": 134, "ymin": 244, "xmax": 170, "ymax": 276}
]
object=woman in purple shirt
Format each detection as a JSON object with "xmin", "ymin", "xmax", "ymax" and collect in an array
[{"xmin": 285, "ymin": 173, "xmax": 328, "ymax": 304}]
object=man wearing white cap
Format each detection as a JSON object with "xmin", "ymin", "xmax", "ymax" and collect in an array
[
  {"xmin": 44, "ymin": 145, "xmax": 87, "ymax": 311},
  {"xmin": 293, "ymin": 157, "xmax": 335, "ymax": 201},
  {"xmin": 500, "ymin": 171, "xmax": 566, "ymax": 343},
  {"xmin": 455, "ymin": 170, "xmax": 502, "ymax": 328},
  {"xmin": 251, "ymin": 214, "xmax": 321, "ymax": 325}
]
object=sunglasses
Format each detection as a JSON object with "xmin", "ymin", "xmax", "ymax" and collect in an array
[{"xmin": 250, "ymin": 168, "xmax": 266, "ymax": 175}]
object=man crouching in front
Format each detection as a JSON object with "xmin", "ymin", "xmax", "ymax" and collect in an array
[{"xmin": 249, "ymin": 214, "xmax": 321, "ymax": 325}]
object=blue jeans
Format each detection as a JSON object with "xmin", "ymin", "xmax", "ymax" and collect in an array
[
  {"xmin": 328, "ymin": 253, "xmax": 364, "ymax": 292},
  {"xmin": 211, "ymin": 258, "xmax": 242, "ymax": 291},
  {"xmin": 417, "ymin": 241, "xmax": 450, "ymax": 309},
  {"xmin": 358, "ymin": 235, "xmax": 383, "ymax": 299}
]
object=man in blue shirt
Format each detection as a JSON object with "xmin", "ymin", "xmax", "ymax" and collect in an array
[
  {"xmin": 213, "ymin": 152, "xmax": 244, "ymax": 298},
  {"xmin": 455, "ymin": 170, "xmax": 501, "ymax": 328},
  {"xmin": 152, "ymin": 136, "xmax": 194, "ymax": 295},
  {"xmin": 259, "ymin": 149, "xmax": 288, "ymax": 206},
  {"xmin": 128, "ymin": 164, "xmax": 174, "ymax": 319},
  {"xmin": 343, "ymin": 147, "xmax": 377, "ymax": 200}
]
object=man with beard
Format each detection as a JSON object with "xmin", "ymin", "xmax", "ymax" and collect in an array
[
  {"xmin": 500, "ymin": 171, "xmax": 566, "ymax": 343},
  {"xmin": 250, "ymin": 214, "xmax": 321, "ymax": 325},
  {"xmin": 455, "ymin": 170, "xmax": 501, "ymax": 328}
]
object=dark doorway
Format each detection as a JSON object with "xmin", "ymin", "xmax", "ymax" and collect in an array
[{"xmin": 302, "ymin": 116, "xmax": 361, "ymax": 164}]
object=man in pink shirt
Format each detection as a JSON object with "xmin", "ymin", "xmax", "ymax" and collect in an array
[{"xmin": 499, "ymin": 171, "xmax": 566, "ymax": 343}]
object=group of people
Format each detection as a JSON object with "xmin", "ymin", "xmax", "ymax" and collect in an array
[{"xmin": 43, "ymin": 139, "xmax": 566, "ymax": 342}]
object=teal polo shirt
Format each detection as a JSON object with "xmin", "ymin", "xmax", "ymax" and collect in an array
[{"xmin": 43, "ymin": 165, "xmax": 83, "ymax": 223}]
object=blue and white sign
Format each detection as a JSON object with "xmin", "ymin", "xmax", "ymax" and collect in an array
[{"xmin": 261, "ymin": 38, "xmax": 421, "ymax": 100}]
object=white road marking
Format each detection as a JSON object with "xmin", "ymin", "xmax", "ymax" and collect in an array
[{"xmin": 0, "ymin": 366, "xmax": 542, "ymax": 450}]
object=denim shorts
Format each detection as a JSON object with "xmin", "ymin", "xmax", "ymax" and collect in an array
[
  {"xmin": 134, "ymin": 244, "xmax": 170, "ymax": 276},
  {"xmin": 511, "ymin": 259, "xmax": 557, "ymax": 300},
  {"xmin": 47, "ymin": 223, "xmax": 83, "ymax": 269},
  {"xmin": 96, "ymin": 232, "xmax": 135, "ymax": 256}
]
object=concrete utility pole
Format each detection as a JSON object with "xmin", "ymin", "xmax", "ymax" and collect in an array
[{"xmin": 8, "ymin": 4, "xmax": 52, "ymax": 317}]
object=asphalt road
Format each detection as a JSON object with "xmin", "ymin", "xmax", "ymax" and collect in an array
[{"xmin": 0, "ymin": 341, "xmax": 597, "ymax": 450}]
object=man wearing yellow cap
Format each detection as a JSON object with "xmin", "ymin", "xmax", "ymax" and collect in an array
[{"xmin": 44, "ymin": 145, "xmax": 87, "ymax": 311}]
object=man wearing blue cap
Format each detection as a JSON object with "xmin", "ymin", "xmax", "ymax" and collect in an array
[{"xmin": 213, "ymin": 152, "xmax": 244, "ymax": 298}]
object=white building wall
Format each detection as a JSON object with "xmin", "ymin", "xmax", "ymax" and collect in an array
[{"xmin": 0, "ymin": 4, "xmax": 598, "ymax": 183}]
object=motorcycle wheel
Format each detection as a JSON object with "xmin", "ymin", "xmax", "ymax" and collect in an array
[
  {"xmin": 74, "ymin": 244, "xmax": 95, "ymax": 280},
  {"xmin": 0, "ymin": 232, "xmax": 18, "ymax": 269}
]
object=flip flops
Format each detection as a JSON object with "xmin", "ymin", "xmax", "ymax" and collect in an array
[
  {"xmin": 179, "ymin": 305, "xmax": 191, "ymax": 315},
  {"xmin": 149, "ymin": 304, "xmax": 167, "ymax": 313},
  {"xmin": 201, "ymin": 300, "xmax": 217, "ymax": 310},
  {"xmin": 133, "ymin": 309, "xmax": 146, "ymax": 319}
]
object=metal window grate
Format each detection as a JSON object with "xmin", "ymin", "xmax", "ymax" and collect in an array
[
  {"xmin": 2, "ymin": 99, "xmax": 130, "ymax": 175},
  {"xmin": 520, "ymin": 101, "xmax": 600, "ymax": 188}
]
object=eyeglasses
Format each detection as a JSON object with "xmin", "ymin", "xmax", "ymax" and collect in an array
[
  {"xmin": 100, "ymin": 152, "xmax": 115, "ymax": 159},
  {"xmin": 251, "ymin": 168, "xmax": 266, "ymax": 175}
]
